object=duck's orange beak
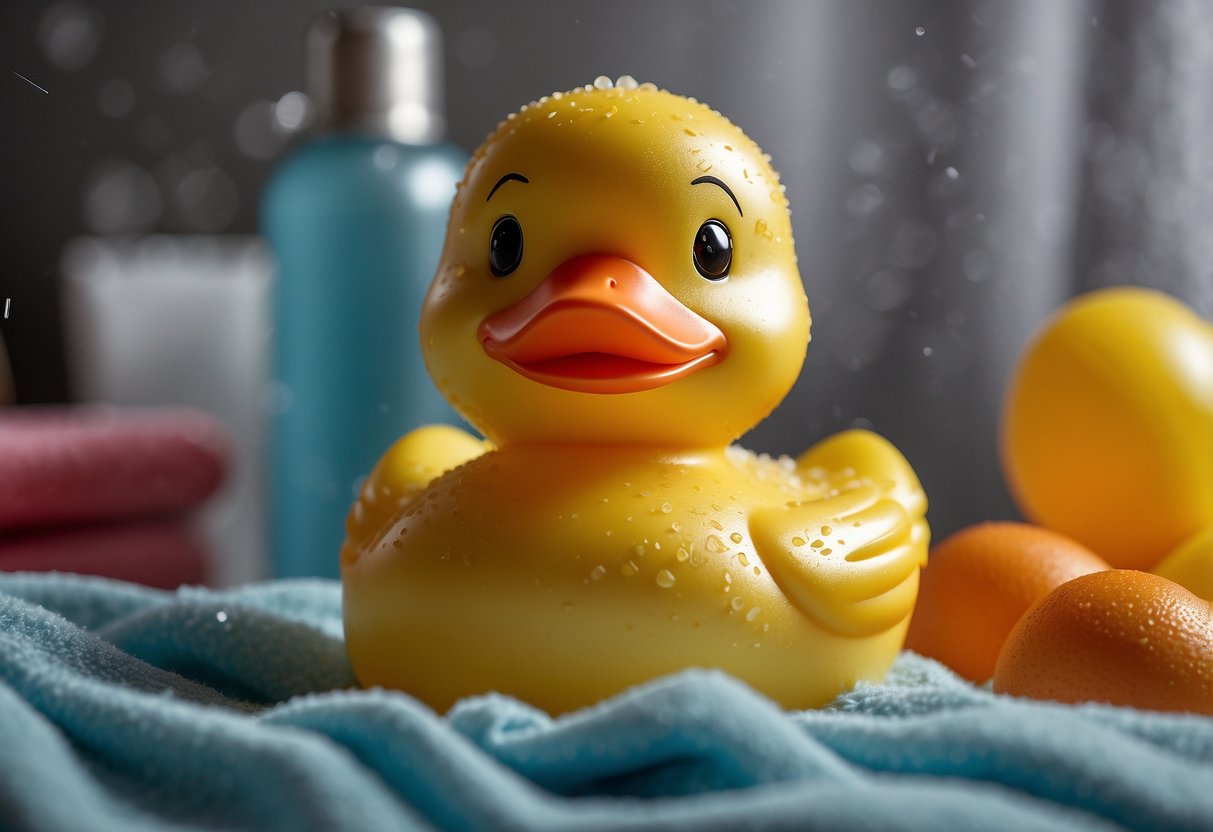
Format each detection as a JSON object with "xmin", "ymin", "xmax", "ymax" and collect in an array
[{"xmin": 478, "ymin": 254, "xmax": 727, "ymax": 394}]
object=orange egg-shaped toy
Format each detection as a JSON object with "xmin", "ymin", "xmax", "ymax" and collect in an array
[
  {"xmin": 1002, "ymin": 287, "xmax": 1213, "ymax": 570},
  {"xmin": 993, "ymin": 570, "xmax": 1213, "ymax": 715},
  {"xmin": 906, "ymin": 522, "xmax": 1108, "ymax": 682}
]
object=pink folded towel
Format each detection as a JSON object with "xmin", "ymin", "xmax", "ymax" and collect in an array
[
  {"xmin": 0, "ymin": 406, "xmax": 228, "ymax": 533},
  {"xmin": 0, "ymin": 520, "xmax": 208, "ymax": 588}
]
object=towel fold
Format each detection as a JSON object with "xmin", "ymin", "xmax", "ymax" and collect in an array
[{"xmin": 2, "ymin": 571, "xmax": 1211, "ymax": 832}]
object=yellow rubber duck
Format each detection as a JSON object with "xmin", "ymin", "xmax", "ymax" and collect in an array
[{"xmin": 341, "ymin": 78, "xmax": 929, "ymax": 713}]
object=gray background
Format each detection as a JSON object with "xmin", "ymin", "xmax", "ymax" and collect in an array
[{"xmin": 2, "ymin": 0, "xmax": 1211, "ymax": 542}]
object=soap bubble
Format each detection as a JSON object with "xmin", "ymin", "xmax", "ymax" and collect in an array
[
  {"xmin": 372, "ymin": 144, "xmax": 399, "ymax": 172},
  {"xmin": 38, "ymin": 2, "xmax": 104, "ymax": 71},
  {"xmin": 156, "ymin": 148, "xmax": 239, "ymax": 231},
  {"xmin": 233, "ymin": 100, "xmax": 284, "ymax": 160},
  {"xmin": 848, "ymin": 139, "xmax": 887, "ymax": 177},
  {"xmin": 273, "ymin": 91, "xmax": 312, "ymax": 133},
  {"xmin": 159, "ymin": 42, "xmax": 209, "ymax": 93},
  {"xmin": 82, "ymin": 159, "xmax": 161, "ymax": 233},
  {"xmin": 864, "ymin": 269, "xmax": 914, "ymax": 312},
  {"xmin": 846, "ymin": 184, "xmax": 885, "ymax": 219},
  {"xmin": 886, "ymin": 65, "xmax": 918, "ymax": 93},
  {"xmin": 963, "ymin": 249, "xmax": 994, "ymax": 282},
  {"xmin": 97, "ymin": 79, "xmax": 134, "ymax": 118}
]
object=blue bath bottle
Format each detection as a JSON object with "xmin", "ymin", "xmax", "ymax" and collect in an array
[{"xmin": 263, "ymin": 7, "xmax": 466, "ymax": 578}]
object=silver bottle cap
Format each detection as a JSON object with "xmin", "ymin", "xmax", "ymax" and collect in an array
[{"xmin": 306, "ymin": 7, "xmax": 445, "ymax": 143}]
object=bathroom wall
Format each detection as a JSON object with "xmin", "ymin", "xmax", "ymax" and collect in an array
[{"xmin": 2, "ymin": 0, "xmax": 1210, "ymax": 542}]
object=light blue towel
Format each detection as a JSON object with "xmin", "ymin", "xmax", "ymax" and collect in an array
[{"xmin": 2, "ymin": 572, "xmax": 1212, "ymax": 831}]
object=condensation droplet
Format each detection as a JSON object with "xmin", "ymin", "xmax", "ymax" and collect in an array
[{"xmin": 83, "ymin": 159, "xmax": 161, "ymax": 234}]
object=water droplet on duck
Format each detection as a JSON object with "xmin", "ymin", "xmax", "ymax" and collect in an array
[
  {"xmin": 792, "ymin": 536, "xmax": 806, "ymax": 547},
  {"xmin": 660, "ymin": 502, "xmax": 673, "ymax": 514},
  {"xmin": 676, "ymin": 547, "xmax": 690, "ymax": 562},
  {"xmin": 670, "ymin": 521, "xmax": 683, "ymax": 532},
  {"xmin": 589, "ymin": 565, "xmax": 606, "ymax": 581},
  {"xmin": 621, "ymin": 561, "xmax": 639, "ymax": 577},
  {"xmin": 655, "ymin": 569, "xmax": 676, "ymax": 589},
  {"xmin": 729, "ymin": 532, "xmax": 743, "ymax": 544},
  {"xmin": 731, "ymin": 597, "xmax": 745, "ymax": 611},
  {"xmin": 706, "ymin": 534, "xmax": 727, "ymax": 554},
  {"xmin": 746, "ymin": 606, "xmax": 761, "ymax": 622}
]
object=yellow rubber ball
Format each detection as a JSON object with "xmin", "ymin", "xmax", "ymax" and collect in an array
[{"xmin": 1001, "ymin": 287, "xmax": 1213, "ymax": 570}]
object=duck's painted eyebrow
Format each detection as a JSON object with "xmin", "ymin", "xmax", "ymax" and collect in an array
[
  {"xmin": 486, "ymin": 172, "xmax": 529, "ymax": 201},
  {"xmin": 691, "ymin": 175, "xmax": 743, "ymax": 217}
]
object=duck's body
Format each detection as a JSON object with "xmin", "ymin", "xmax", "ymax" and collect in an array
[
  {"xmin": 344, "ymin": 428, "xmax": 926, "ymax": 713},
  {"xmin": 341, "ymin": 78, "xmax": 929, "ymax": 712}
]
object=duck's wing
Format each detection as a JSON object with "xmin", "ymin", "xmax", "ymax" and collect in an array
[
  {"xmin": 342, "ymin": 425, "xmax": 492, "ymax": 559},
  {"xmin": 750, "ymin": 430, "xmax": 929, "ymax": 636}
]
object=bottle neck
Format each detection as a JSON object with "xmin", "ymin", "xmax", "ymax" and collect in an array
[{"xmin": 316, "ymin": 104, "xmax": 444, "ymax": 145}]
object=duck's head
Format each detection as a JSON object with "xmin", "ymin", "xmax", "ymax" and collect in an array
[{"xmin": 421, "ymin": 79, "xmax": 810, "ymax": 448}]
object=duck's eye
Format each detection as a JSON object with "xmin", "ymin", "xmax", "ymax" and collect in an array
[
  {"xmin": 489, "ymin": 215, "xmax": 524, "ymax": 277},
  {"xmin": 693, "ymin": 220, "xmax": 732, "ymax": 280}
]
